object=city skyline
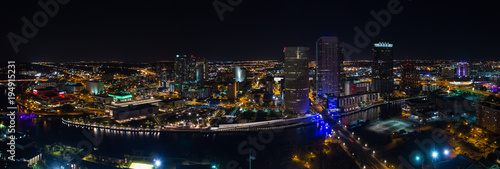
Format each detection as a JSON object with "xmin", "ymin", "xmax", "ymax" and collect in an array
[{"xmin": 3, "ymin": 1, "xmax": 500, "ymax": 169}]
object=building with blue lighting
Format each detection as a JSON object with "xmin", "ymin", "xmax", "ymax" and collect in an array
[{"xmin": 316, "ymin": 36, "xmax": 344, "ymax": 97}]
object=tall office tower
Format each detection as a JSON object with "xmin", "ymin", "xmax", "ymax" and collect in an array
[
  {"xmin": 456, "ymin": 62, "xmax": 469, "ymax": 77},
  {"xmin": 157, "ymin": 61, "xmax": 174, "ymax": 87},
  {"xmin": 202, "ymin": 57, "xmax": 209, "ymax": 80},
  {"xmin": 234, "ymin": 66, "xmax": 246, "ymax": 82},
  {"xmin": 174, "ymin": 55, "xmax": 198, "ymax": 83},
  {"xmin": 174, "ymin": 55, "xmax": 198, "ymax": 93},
  {"xmin": 372, "ymin": 42, "xmax": 394, "ymax": 96},
  {"xmin": 284, "ymin": 47, "xmax": 310, "ymax": 115},
  {"xmin": 441, "ymin": 67, "xmax": 455, "ymax": 78},
  {"xmin": 196, "ymin": 67, "xmax": 204, "ymax": 82},
  {"xmin": 174, "ymin": 55, "xmax": 187, "ymax": 83},
  {"xmin": 159, "ymin": 67, "xmax": 168, "ymax": 87},
  {"xmin": 227, "ymin": 82, "xmax": 238, "ymax": 101},
  {"xmin": 265, "ymin": 75, "xmax": 274, "ymax": 93},
  {"xmin": 316, "ymin": 36, "xmax": 344, "ymax": 97},
  {"xmin": 196, "ymin": 57, "xmax": 209, "ymax": 82},
  {"xmin": 187, "ymin": 56, "xmax": 198, "ymax": 82},
  {"xmin": 400, "ymin": 63, "xmax": 420, "ymax": 95}
]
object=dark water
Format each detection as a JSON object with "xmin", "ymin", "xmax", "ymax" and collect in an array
[
  {"xmin": 339, "ymin": 101, "xmax": 403, "ymax": 126},
  {"xmin": 7, "ymin": 117, "xmax": 326, "ymax": 168},
  {"xmin": 3, "ymin": 102, "xmax": 400, "ymax": 168}
]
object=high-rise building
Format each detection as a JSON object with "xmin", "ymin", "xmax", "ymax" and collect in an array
[
  {"xmin": 196, "ymin": 57, "xmax": 209, "ymax": 82},
  {"xmin": 401, "ymin": 63, "xmax": 420, "ymax": 95},
  {"xmin": 234, "ymin": 66, "xmax": 246, "ymax": 83},
  {"xmin": 284, "ymin": 47, "xmax": 310, "ymax": 115},
  {"xmin": 265, "ymin": 75, "xmax": 274, "ymax": 93},
  {"xmin": 372, "ymin": 42, "xmax": 394, "ymax": 96},
  {"xmin": 441, "ymin": 67, "xmax": 455, "ymax": 78},
  {"xmin": 456, "ymin": 62, "xmax": 469, "ymax": 77},
  {"xmin": 227, "ymin": 82, "xmax": 238, "ymax": 101},
  {"xmin": 316, "ymin": 36, "xmax": 344, "ymax": 97},
  {"xmin": 344, "ymin": 80, "xmax": 371, "ymax": 95},
  {"xmin": 156, "ymin": 61, "xmax": 174, "ymax": 88},
  {"xmin": 174, "ymin": 55, "xmax": 198, "ymax": 84},
  {"xmin": 477, "ymin": 95, "xmax": 500, "ymax": 134},
  {"xmin": 174, "ymin": 55, "xmax": 200, "ymax": 93},
  {"xmin": 196, "ymin": 67, "xmax": 204, "ymax": 82}
]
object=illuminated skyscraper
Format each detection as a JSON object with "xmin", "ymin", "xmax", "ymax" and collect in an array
[
  {"xmin": 456, "ymin": 62, "xmax": 469, "ymax": 77},
  {"xmin": 174, "ymin": 55, "xmax": 199, "ymax": 92},
  {"xmin": 284, "ymin": 47, "xmax": 310, "ymax": 115},
  {"xmin": 234, "ymin": 66, "xmax": 246, "ymax": 83},
  {"xmin": 372, "ymin": 42, "xmax": 394, "ymax": 96},
  {"xmin": 316, "ymin": 36, "xmax": 344, "ymax": 97},
  {"xmin": 196, "ymin": 57, "xmax": 209, "ymax": 82}
]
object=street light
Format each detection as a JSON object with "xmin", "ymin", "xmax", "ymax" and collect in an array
[
  {"xmin": 444, "ymin": 149, "xmax": 449, "ymax": 155},
  {"xmin": 432, "ymin": 151, "xmax": 438, "ymax": 158}
]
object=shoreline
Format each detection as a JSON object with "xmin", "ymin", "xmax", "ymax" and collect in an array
[{"xmin": 61, "ymin": 115, "xmax": 320, "ymax": 133}]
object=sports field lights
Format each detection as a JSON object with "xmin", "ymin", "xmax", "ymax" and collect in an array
[{"xmin": 155, "ymin": 159, "xmax": 161, "ymax": 167}]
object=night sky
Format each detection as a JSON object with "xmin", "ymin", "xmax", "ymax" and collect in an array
[{"xmin": 1, "ymin": 0, "xmax": 499, "ymax": 63}]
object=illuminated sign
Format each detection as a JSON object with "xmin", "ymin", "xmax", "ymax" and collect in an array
[
  {"xmin": 374, "ymin": 42, "xmax": 393, "ymax": 48},
  {"xmin": 449, "ymin": 81, "xmax": 472, "ymax": 85}
]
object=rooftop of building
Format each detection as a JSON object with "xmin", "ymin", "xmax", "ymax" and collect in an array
[
  {"xmin": 110, "ymin": 103, "xmax": 158, "ymax": 112},
  {"xmin": 108, "ymin": 93, "xmax": 133, "ymax": 99},
  {"xmin": 481, "ymin": 95, "xmax": 500, "ymax": 108},
  {"xmin": 63, "ymin": 82, "xmax": 83, "ymax": 86},
  {"xmin": 15, "ymin": 147, "xmax": 40, "ymax": 159},
  {"xmin": 95, "ymin": 94, "xmax": 113, "ymax": 98},
  {"xmin": 337, "ymin": 91, "xmax": 379, "ymax": 99}
]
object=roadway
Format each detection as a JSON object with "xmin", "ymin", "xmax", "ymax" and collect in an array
[
  {"xmin": 109, "ymin": 98, "xmax": 162, "ymax": 108},
  {"xmin": 312, "ymin": 103, "xmax": 389, "ymax": 169}
]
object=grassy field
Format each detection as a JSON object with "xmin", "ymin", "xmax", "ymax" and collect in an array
[{"xmin": 368, "ymin": 119, "xmax": 414, "ymax": 135}]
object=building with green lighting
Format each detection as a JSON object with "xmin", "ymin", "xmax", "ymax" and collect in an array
[{"xmin": 109, "ymin": 93, "xmax": 133, "ymax": 102}]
